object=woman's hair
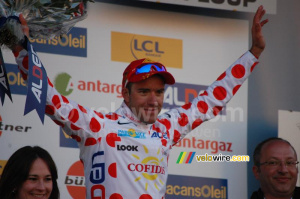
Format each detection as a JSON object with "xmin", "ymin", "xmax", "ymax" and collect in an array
[{"xmin": 0, "ymin": 146, "xmax": 59, "ymax": 199}]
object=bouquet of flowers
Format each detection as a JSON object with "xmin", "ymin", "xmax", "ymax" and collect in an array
[{"xmin": 0, "ymin": 0, "xmax": 94, "ymax": 49}]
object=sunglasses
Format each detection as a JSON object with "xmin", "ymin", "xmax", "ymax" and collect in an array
[{"xmin": 135, "ymin": 64, "xmax": 167, "ymax": 74}]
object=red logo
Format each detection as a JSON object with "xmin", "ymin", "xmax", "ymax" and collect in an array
[{"xmin": 65, "ymin": 161, "xmax": 86, "ymax": 199}]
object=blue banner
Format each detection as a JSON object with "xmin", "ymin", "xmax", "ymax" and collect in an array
[
  {"xmin": 24, "ymin": 39, "xmax": 48, "ymax": 123},
  {"xmin": 0, "ymin": 49, "xmax": 12, "ymax": 105}
]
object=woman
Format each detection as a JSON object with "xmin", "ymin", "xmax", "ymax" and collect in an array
[{"xmin": 0, "ymin": 146, "xmax": 59, "ymax": 199}]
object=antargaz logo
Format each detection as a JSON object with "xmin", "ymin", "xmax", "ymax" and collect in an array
[
  {"xmin": 54, "ymin": 72, "xmax": 122, "ymax": 98},
  {"xmin": 54, "ymin": 73, "xmax": 74, "ymax": 96}
]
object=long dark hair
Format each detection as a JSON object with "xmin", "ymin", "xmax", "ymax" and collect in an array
[{"xmin": 0, "ymin": 146, "xmax": 60, "ymax": 199}]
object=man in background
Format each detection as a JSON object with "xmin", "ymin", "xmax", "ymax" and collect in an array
[{"xmin": 251, "ymin": 137, "xmax": 300, "ymax": 199}]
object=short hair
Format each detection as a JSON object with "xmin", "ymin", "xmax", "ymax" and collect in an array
[
  {"xmin": 0, "ymin": 146, "xmax": 60, "ymax": 199},
  {"xmin": 253, "ymin": 137, "xmax": 298, "ymax": 167}
]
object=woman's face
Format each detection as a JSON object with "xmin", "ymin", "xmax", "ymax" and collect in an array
[{"xmin": 16, "ymin": 158, "xmax": 53, "ymax": 199}]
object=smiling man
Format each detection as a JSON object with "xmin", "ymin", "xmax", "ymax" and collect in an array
[
  {"xmin": 9, "ymin": 5, "xmax": 269, "ymax": 199},
  {"xmin": 251, "ymin": 137, "xmax": 300, "ymax": 199}
]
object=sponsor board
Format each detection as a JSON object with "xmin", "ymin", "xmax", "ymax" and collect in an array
[
  {"xmin": 0, "ymin": 114, "xmax": 32, "ymax": 137},
  {"xmin": 6, "ymin": 64, "xmax": 27, "ymax": 95},
  {"xmin": 0, "ymin": 160, "xmax": 7, "ymax": 178},
  {"xmin": 54, "ymin": 72, "xmax": 122, "ymax": 98},
  {"xmin": 111, "ymin": 31, "xmax": 182, "ymax": 69},
  {"xmin": 166, "ymin": 174, "xmax": 227, "ymax": 198},
  {"xmin": 28, "ymin": 27, "xmax": 88, "ymax": 57},
  {"xmin": 59, "ymin": 128, "xmax": 78, "ymax": 148},
  {"xmin": 138, "ymin": 0, "xmax": 277, "ymax": 14},
  {"xmin": 65, "ymin": 161, "xmax": 86, "ymax": 199},
  {"xmin": 164, "ymin": 82, "xmax": 226, "ymax": 115}
]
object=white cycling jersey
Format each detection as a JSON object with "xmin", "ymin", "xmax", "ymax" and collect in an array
[{"xmin": 15, "ymin": 50, "xmax": 258, "ymax": 199}]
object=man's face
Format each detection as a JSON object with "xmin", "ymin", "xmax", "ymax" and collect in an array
[
  {"xmin": 253, "ymin": 140, "xmax": 298, "ymax": 198},
  {"xmin": 123, "ymin": 75, "xmax": 165, "ymax": 124}
]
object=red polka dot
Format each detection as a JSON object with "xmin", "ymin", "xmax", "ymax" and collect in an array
[
  {"xmin": 53, "ymin": 120, "xmax": 64, "ymax": 127},
  {"xmin": 213, "ymin": 106, "xmax": 223, "ymax": 116},
  {"xmin": 106, "ymin": 133, "xmax": 121, "ymax": 147},
  {"xmin": 213, "ymin": 86, "xmax": 227, "ymax": 100},
  {"xmin": 85, "ymin": 138, "xmax": 97, "ymax": 146},
  {"xmin": 68, "ymin": 109, "xmax": 79, "ymax": 123},
  {"xmin": 110, "ymin": 193, "xmax": 123, "ymax": 199},
  {"xmin": 158, "ymin": 119, "xmax": 171, "ymax": 130},
  {"xmin": 52, "ymin": 95, "xmax": 61, "ymax": 109},
  {"xmin": 139, "ymin": 194, "xmax": 152, "ymax": 199},
  {"xmin": 173, "ymin": 130, "xmax": 181, "ymax": 144},
  {"xmin": 45, "ymin": 105, "xmax": 55, "ymax": 115},
  {"xmin": 89, "ymin": 117, "xmax": 101, "ymax": 132},
  {"xmin": 22, "ymin": 55, "xmax": 29, "ymax": 69},
  {"xmin": 192, "ymin": 119, "xmax": 203, "ymax": 130},
  {"xmin": 13, "ymin": 51, "xmax": 19, "ymax": 57},
  {"xmin": 108, "ymin": 163, "xmax": 117, "ymax": 178},
  {"xmin": 20, "ymin": 69, "xmax": 27, "ymax": 80},
  {"xmin": 71, "ymin": 135, "xmax": 81, "ymax": 142},
  {"xmin": 182, "ymin": 102, "xmax": 192, "ymax": 110},
  {"xmin": 61, "ymin": 95, "xmax": 69, "ymax": 104},
  {"xmin": 200, "ymin": 90, "xmax": 208, "ymax": 96},
  {"xmin": 152, "ymin": 124, "xmax": 161, "ymax": 133},
  {"xmin": 231, "ymin": 64, "xmax": 245, "ymax": 79},
  {"xmin": 251, "ymin": 62, "xmax": 258, "ymax": 72},
  {"xmin": 94, "ymin": 111, "xmax": 104, "ymax": 119},
  {"xmin": 71, "ymin": 124, "xmax": 81, "ymax": 131},
  {"xmin": 48, "ymin": 78, "xmax": 53, "ymax": 87},
  {"xmin": 217, "ymin": 71, "xmax": 226, "ymax": 81},
  {"xmin": 232, "ymin": 85, "xmax": 241, "ymax": 95},
  {"xmin": 106, "ymin": 113, "xmax": 119, "ymax": 120},
  {"xmin": 178, "ymin": 113, "xmax": 188, "ymax": 126},
  {"xmin": 197, "ymin": 101, "xmax": 208, "ymax": 114},
  {"xmin": 161, "ymin": 139, "xmax": 167, "ymax": 146},
  {"xmin": 78, "ymin": 104, "xmax": 87, "ymax": 113}
]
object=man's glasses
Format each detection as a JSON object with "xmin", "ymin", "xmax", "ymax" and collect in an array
[
  {"xmin": 135, "ymin": 64, "xmax": 166, "ymax": 74},
  {"xmin": 259, "ymin": 160, "xmax": 299, "ymax": 168}
]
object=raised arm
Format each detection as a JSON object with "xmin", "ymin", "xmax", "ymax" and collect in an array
[{"xmin": 250, "ymin": 5, "xmax": 269, "ymax": 58}]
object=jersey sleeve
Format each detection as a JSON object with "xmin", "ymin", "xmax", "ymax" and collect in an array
[
  {"xmin": 14, "ymin": 49, "xmax": 106, "ymax": 151},
  {"xmin": 161, "ymin": 51, "xmax": 259, "ymax": 146}
]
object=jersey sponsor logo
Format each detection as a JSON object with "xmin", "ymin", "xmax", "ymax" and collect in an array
[
  {"xmin": 28, "ymin": 27, "xmax": 87, "ymax": 57},
  {"xmin": 111, "ymin": 31, "xmax": 182, "ymax": 69},
  {"xmin": 117, "ymin": 129, "xmax": 146, "ymax": 139},
  {"xmin": 117, "ymin": 144, "xmax": 138, "ymax": 151},
  {"xmin": 166, "ymin": 174, "xmax": 227, "ymax": 198},
  {"xmin": 163, "ymin": 82, "xmax": 226, "ymax": 115},
  {"xmin": 54, "ymin": 72, "xmax": 122, "ymax": 98},
  {"xmin": 65, "ymin": 161, "xmax": 86, "ymax": 199},
  {"xmin": 151, "ymin": 131, "xmax": 168, "ymax": 139},
  {"xmin": 128, "ymin": 145, "xmax": 166, "ymax": 191}
]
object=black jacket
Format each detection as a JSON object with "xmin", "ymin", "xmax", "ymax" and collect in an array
[{"xmin": 250, "ymin": 187, "xmax": 300, "ymax": 199}]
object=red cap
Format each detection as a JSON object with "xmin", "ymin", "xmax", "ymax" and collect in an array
[{"xmin": 122, "ymin": 58, "xmax": 175, "ymax": 88}]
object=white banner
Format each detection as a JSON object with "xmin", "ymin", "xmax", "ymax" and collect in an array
[{"xmin": 140, "ymin": 0, "xmax": 277, "ymax": 14}]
